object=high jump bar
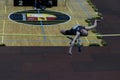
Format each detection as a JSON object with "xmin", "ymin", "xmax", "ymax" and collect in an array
[{"xmin": 0, "ymin": 33, "xmax": 120, "ymax": 37}]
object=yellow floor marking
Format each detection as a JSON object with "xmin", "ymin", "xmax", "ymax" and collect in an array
[
  {"xmin": 85, "ymin": 37, "xmax": 89, "ymax": 44},
  {"xmin": 2, "ymin": 5, "xmax": 6, "ymax": 43},
  {"xmin": 66, "ymin": 0, "xmax": 73, "ymax": 13}
]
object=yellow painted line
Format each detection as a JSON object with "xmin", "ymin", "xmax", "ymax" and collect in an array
[
  {"xmin": 66, "ymin": 0, "xmax": 73, "ymax": 13},
  {"xmin": 85, "ymin": 37, "xmax": 89, "ymax": 44},
  {"xmin": 5, "ymin": 5, "xmax": 7, "ymax": 14},
  {"xmin": 0, "ymin": 33, "xmax": 120, "ymax": 37},
  {"xmin": 2, "ymin": 20, "xmax": 5, "ymax": 43},
  {"xmin": 2, "ymin": 5, "xmax": 6, "ymax": 43},
  {"xmin": 95, "ymin": 34, "xmax": 120, "ymax": 37}
]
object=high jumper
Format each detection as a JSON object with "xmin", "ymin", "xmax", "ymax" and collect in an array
[{"xmin": 60, "ymin": 19, "xmax": 100, "ymax": 55}]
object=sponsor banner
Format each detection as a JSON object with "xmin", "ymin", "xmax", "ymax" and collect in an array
[{"xmin": 27, "ymin": 13, "xmax": 56, "ymax": 21}]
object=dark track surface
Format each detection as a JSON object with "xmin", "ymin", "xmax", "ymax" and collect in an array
[{"xmin": 0, "ymin": 0, "xmax": 120, "ymax": 80}]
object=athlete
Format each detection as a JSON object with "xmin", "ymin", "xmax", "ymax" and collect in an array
[{"xmin": 60, "ymin": 19, "xmax": 100, "ymax": 55}]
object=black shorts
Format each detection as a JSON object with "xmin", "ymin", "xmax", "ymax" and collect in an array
[
  {"xmin": 65, "ymin": 29, "xmax": 85, "ymax": 36},
  {"xmin": 65, "ymin": 29, "xmax": 76, "ymax": 35}
]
